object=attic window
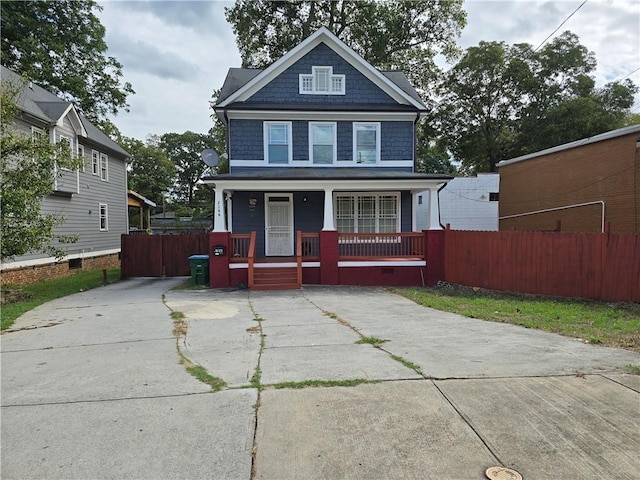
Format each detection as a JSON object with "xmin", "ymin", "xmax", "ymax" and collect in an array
[{"xmin": 299, "ymin": 66, "xmax": 345, "ymax": 95}]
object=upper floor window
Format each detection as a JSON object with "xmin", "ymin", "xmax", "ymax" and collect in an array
[
  {"xmin": 92, "ymin": 150, "xmax": 99, "ymax": 175},
  {"xmin": 77, "ymin": 144, "xmax": 85, "ymax": 171},
  {"xmin": 100, "ymin": 153, "xmax": 109, "ymax": 181},
  {"xmin": 264, "ymin": 122, "xmax": 292, "ymax": 164},
  {"xmin": 353, "ymin": 123, "xmax": 380, "ymax": 164},
  {"xmin": 309, "ymin": 122, "xmax": 336, "ymax": 165},
  {"xmin": 299, "ymin": 66, "xmax": 345, "ymax": 95},
  {"xmin": 31, "ymin": 126, "xmax": 45, "ymax": 143}
]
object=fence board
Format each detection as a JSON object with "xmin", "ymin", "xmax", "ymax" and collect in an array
[
  {"xmin": 121, "ymin": 234, "xmax": 209, "ymax": 278},
  {"xmin": 443, "ymin": 230, "xmax": 639, "ymax": 303}
]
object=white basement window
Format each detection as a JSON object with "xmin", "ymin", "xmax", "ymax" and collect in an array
[{"xmin": 299, "ymin": 66, "xmax": 345, "ymax": 95}]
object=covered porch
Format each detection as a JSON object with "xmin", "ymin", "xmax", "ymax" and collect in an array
[{"xmin": 203, "ymin": 170, "xmax": 451, "ymax": 289}]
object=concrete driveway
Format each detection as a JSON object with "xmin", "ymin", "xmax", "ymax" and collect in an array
[{"xmin": 2, "ymin": 279, "xmax": 639, "ymax": 479}]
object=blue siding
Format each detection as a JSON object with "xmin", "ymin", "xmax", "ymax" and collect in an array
[
  {"xmin": 293, "ymin": 192, "xmax": 324, "ymax": 232},
  {"xmin": 401, "ymin": 191, "xmax": 412, "ymax": 232},
  {"xmin": 230, "ymin": 119, "xmax": 414, "ymax": 166},
  {"xmin": 232, "ymin": 191, "xmax": 266, "ymax": 256},
  {"xmin": 247, "ymin": 43, "xmax": 396, "ymax": 105}
]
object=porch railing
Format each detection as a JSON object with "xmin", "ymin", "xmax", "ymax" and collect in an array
[
  {"xmin": 296, "ymin": 231, "xmax": 303, "ymax": 286},
  {"xmin": 301, "ymin": 232, "xmax": 320, "ymax": 260},
  {"xmin": 338, "ymin": 232, "xmax": 425, "ymax": 260},
  {"xmin": 247, "ymin": 231, "xmax": 256, "ymax": 288},
  {"xmin": 229, "ymin": 233, "xmax": 251, "ymax": 262}
]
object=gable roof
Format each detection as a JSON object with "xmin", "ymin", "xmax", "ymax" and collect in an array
[
  {"xmin": 1, "ymin": 65, "xmax": 129, "ymax": 158},
  {"xmin": 215, "ymin": 27, "xmax": 426, "ymax": 110},
  {"xmin": 498, "ymin": 124, "xmax": 640, "ymax": 168}
]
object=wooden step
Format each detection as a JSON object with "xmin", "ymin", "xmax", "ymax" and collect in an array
[{"xmin": 251, "ymin": 267, "xmax": 300, "ymax": 290}]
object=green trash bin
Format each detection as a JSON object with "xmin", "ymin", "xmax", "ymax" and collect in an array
[{"xmin": 188, "ymin": 255, "xmax": 210, "ymax": 285}]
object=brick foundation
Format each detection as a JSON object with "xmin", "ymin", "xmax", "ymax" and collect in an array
[{"xmin": 0, "ymin": 253, "xmax": 120, "ymax": 286}]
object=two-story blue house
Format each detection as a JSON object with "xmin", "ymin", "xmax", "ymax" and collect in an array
[{"xmin": 206, "ymin": 28, "xmax": 451, "ymax": 289}]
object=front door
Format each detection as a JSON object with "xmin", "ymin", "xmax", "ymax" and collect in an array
[{"xmin": 265, "ymin": 194, "xmax": 294, "ymax": 256}]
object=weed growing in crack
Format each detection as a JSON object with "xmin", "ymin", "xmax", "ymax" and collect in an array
[
  {"xmin": 390, "ymin": 354, "xmax": 423, "ymax": 375},
  {"xmin": 268, "ymin": 378, "xmax": 378, "ymax": 389},
  {"xmin": 624, "ymin": 364, "xmax": 640, "ymax": 375},
  {"xmin": 356, "ymin": 336, "xmax": 389, "ymax": 346}
]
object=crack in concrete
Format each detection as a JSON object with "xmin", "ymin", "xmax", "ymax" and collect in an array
[
  {"xmin": 0, "ymin": 337, "xmax": 173, "ymax": 354},
  {"xmin": 0, "ymin": 391, "xmax": 214, "ymax": 408}
]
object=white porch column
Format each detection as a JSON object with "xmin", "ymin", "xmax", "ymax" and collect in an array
[
  {"xmin": 212, "ymin": 187, "xmax": 227, "ymax": 232},
  {"xmin": 226, "ymin": 192, "xmax": 233, "ymax": 233},
  {"xmin": 427, "ymin": 187, "xmax": 443, "ymax": 230},
  {"xmin": 322, "ymin": 187, "xmax": 335, "ymax": 230}
]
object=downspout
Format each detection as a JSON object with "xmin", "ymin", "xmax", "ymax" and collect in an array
[
  {"xmin": 437, "ymin": 181, "xmax": 449, "ymax": 229},
  {"xmin": 413, "ymin": 112, "xmax": 420, "ymax": 172},
  {"xmin": 223, "ymin": 109, "xmax": 230, "ymax": 171}
]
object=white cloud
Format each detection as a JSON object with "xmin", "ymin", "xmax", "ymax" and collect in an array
[{"xmin": 98, "ymin": 0, "xmax": 640, "ymax": 140}]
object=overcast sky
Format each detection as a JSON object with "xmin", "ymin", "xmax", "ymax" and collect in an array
[{"xmin": 98, "ymin": 0, "xmax": 640, "ymax": 141}]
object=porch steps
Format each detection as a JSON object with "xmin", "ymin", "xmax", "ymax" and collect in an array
[{"xmin": 252, "ymin": 267, "xmax": 301, "ymax": 290}]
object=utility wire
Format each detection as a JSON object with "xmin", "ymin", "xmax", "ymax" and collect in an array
[{"xmin": 533, "ymin": 0, "xmax": 588, "ymax": 52}]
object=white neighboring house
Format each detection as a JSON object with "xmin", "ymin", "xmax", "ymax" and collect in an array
[
  {"xmin": 1, "ymin": 66, "xmax": 130, "ymax": 284},
  {"xmin": 416, "ymin": 173, "xmax": 500, "ymax": 231}
]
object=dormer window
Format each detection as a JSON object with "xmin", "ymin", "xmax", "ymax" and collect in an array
[{"xmin": 299, "ymin": 66, "xmax": 345, "ymax": 95}]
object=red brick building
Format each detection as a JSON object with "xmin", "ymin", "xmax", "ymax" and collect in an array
[{"xmin": 498, "ymin": 125, "xmax": 640, "ymax": 233}]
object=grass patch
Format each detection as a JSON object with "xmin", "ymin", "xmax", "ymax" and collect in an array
[
  {"xmin": 356, "ymin": 336, "xmax": 388, "ymax": 346},
  {"xmin": 395, "ymin": 286, "xmax": 640, "ymax": 353},
  {"xmin": 624, "ymin": 364, "xmax": 640, "ymax": 375},
  {"xmin": 250, "ymin": 365, "xmax": 262, "ymax": 389},
  {"xmin": 177, "ymin": 350, "xmax": 226, "ymax": 391},
  {"xmin": 170, "ymin": 311, "xmax": 185, "ymax": 320},
  {"xmin": 390, "ymin": 354, "xmax": 424, "ymax": 375},
  {"xmin": 268, "ymin": 378, "xmax": 377, "ymax": 390},
  {"xmin": 1, "ymin": 267, "xmax": 121, "ymax": 330}
]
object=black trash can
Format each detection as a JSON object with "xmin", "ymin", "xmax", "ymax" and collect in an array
[{"xmin": 188, "ymin": 255, "xmax": 210, "ymax": 285}]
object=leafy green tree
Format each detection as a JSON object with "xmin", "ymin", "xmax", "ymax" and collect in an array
[
  {"xmin": 1, "ymin": 79, "xmax": 81, "ymax": 259},
  {"xmin": 119, "ymin": 136, "xmax": 176, "ymax": 207},
  {"xmin": 1, "ymin": 0, "xmax": 134, "ymax": 123},
  {"xmin": 225, "ymin": 0, "xmax": 466, "ymax": 94},
  {"xmin": 159, "ymin": 131, "xmax": 219, "ymax": 206},
  {"xmin": 436, "ymin": 32, "xmax": 637, "ymax": 172}
]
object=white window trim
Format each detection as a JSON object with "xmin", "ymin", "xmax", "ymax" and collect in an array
[
  {"xmin": 308, "ymin": 122, "xmax": 337, "ymax": 165},
  {"xmin": 299, "ymin": 66, "xmax": 345, "ymax": 95},
  {"xmin": 99, "ymin": 203, "xmax": 108, "ymax": 231},
  {"xmin": 100, "ymin": 153, "xmax": 108, "ymax": 182},
  {"xmin": 91, "ymin": 150, "xmax": 99, "ymax": 176},
  {"xmin": 263, "ymin": 121, "xmax": 293, "ymax": 165},
  {"xmin": 333, "ymin": 192, "xmax": 401, "ymax": 235},
  {"xmin": 353, "ymin": 122, "xmax": 381, "ymax": 164},
  {"xmin": 57, "ymin": 134, "xmax": 74, "ymax": 171}
]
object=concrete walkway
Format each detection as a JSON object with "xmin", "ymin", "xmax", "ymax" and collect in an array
[{"xmin": 2, "ymin": 279, "xmax": 639, "ymax": 479}]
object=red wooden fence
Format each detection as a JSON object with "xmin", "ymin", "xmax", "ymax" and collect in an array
[
  {"xmin": 121, "ymin": 234, "xmax": 209, "ymax": 278},
  {"xmin": 443, "ymin": 229, "xmax": 640, "ymax": 302}
]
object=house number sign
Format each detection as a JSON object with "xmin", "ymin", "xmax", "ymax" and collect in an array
[{"xmin": 212, "ymin": 245, "xmax": 226, "ymax": 256}]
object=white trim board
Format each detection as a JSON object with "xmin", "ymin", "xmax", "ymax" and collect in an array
[{"xmin": 1, "ymin": 248, "xmax": 121, "ymax": 271}]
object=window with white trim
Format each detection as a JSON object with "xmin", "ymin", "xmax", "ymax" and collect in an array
[
  {"xmin": 309, "ymin": 122, "xmax": 336, "ymax": 165},
  {"xmin": 99, "ymin": 203, "xmax": 108, "ymax": 231},
  {"xmin": 299, "ymin": 66, "xmax": 345, "ymax": 95},
  {"xmin": 77, "ymin": 144, "xmax": 85, "ymax": 171},
  {"xmin": 31, "ymin": 126, "xmax": 45, "ymax": 143},
  {"xmin": 100, "ymin": 153, "xmax": 108, "ymax": 181},
  {"xmin": 92, "ymin": 150, "xmax": 99, "ymax": 175},
  {"xmin": 334, "ymin": 192, "xmax": 400, "ymax": 233},
  {"xmin": 57, "ymin": 134, "xmax": 73, "ymax": 170},
  {"xmin": 264, "ymin": 122, "xmax": 292, "ymax": 164},
  {"xmin": 353, "ymin": 123, "xmax": 380, "ymax": 164}
]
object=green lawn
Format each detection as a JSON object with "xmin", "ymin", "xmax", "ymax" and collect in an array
[
  {"xmin": 395, "ymin": 285, "xmax": 640, "ymax": 353},
  {"xmin": 1, "ymin": 267, "xmax": 121, "ymax": 330}
]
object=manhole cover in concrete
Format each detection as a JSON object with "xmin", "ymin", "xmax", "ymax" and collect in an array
[{"xmin": 485, "ymin": 466, "xmax": 523, "ymax": 480}]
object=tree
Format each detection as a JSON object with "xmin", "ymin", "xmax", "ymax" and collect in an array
[
  {"xmin": 119, "ymin": 136, "xmax": 176, "ymax": 207},
  {"xmin": 159, "ymin": 132, "xmax": 219, "ymax": 206},
  {"xmin": 436, "ymin": 32, "xmax": 638, "ymax": 172},
  {"xmin": 225, "ymin": 0, "xmax": 466, "ymax": 94},
  {"xmin": 1, "ymin": 79, "xmax": 81, "ymax": 260},
  {"xmin": 1, "ymin": 0, "xmax": 134, "ymax": 123}
]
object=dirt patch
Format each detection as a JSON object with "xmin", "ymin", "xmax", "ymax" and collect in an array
[{"xmin": 1, "ymin": 289, "xmax": 32, "ymax": 305}]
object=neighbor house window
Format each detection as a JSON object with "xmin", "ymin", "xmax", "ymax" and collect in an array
[
  {"xmin": 264, "ymin": 122, "xmax": 292, "ymax": 164},
  {"xmin": 334, "ymin": 192, "xmax": 400, "ymax": 233},
  {"xmin": 31, "ymin": 126, "xmax": 45, "ymax": 143},
  {"xmin": 99, "ymin": 203, "xmax": 108, "ymax": 231},
  {"xmin": 92, "ymin": 150, "xmax": 99, "ymax": 175},
  {"xmin": 57, "ymin": 134, "xmax": 73, "ymax": 170},
  {"xmin": 353, "ymin": 123, "xmax": 380, "ymax": 164},
  {"xmin": 309, "ymin": 122, "xmax": 336, "ymax": 165},
  {"xmin": 299, "ymin": 66, "xmax": 345, "ymax": 95},
  {"xmin": 100, "ymin": 153, "xmax": 108, "ymax": 181},
  {"xmin": 489, "ymin": 192, "xmax": 499, "ymax": 201},
  {"xmin": 77, "ymin": 144, "xmax": 85, "ymax": 171}
]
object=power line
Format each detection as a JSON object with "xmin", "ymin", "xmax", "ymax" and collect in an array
[{"xmin": 534, "ymin": 0, "xmax": 588, "ymax": 52}]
